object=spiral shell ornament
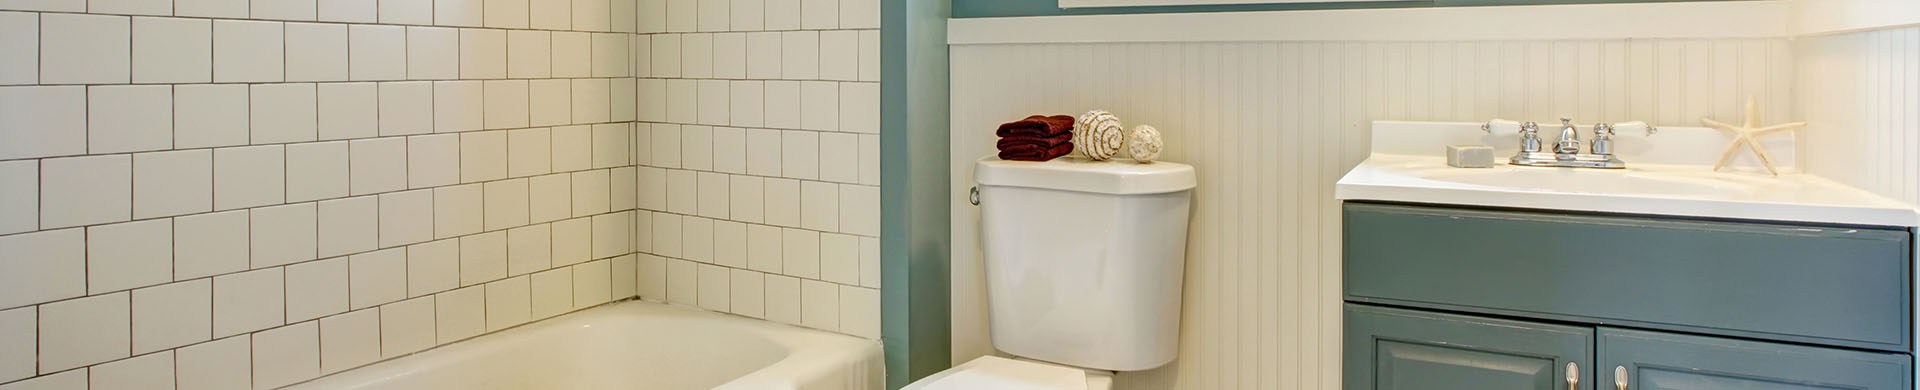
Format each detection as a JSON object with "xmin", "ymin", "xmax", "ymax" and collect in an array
[
  {"xmin": 1075, "ymin": 110, "xmax": 1125, "ymax": 161},
  {"xmin": 1127, "ymin": 125, "xmax": 1163, "ymax": 163}
]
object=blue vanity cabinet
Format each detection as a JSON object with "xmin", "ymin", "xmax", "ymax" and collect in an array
[
  {"xmin": 1598, "ymin": 327, "xmax": 1910, "ymax": 390},
  {"xmin": 1346, "ymin": 305, "xmax": 1595, "ymax": 390}
]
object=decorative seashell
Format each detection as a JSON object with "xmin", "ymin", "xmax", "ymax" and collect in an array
[
  {"xmin": 1075, "ymin": 110, "xmax": 1125, "ymax": 161},
  {"xmin": 1128, "ymin": 125, "xmax": 1163, "ymax": 163}
]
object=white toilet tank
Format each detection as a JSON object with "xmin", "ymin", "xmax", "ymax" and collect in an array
[{"xmin": 973, "ymin": 155, "xmax": 1196, "ymax": 372}]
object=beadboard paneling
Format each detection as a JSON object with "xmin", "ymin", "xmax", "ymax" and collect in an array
[
  {"xmin": 949, "ymin": 38, "xmax": 1791, "ymax": 390},
  {"xmin": 1797, "ymin": 26, "xmax": 1920, "ymax": 205}
]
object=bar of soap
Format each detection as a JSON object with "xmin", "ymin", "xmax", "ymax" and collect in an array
[{"xmin": 1447, "ymin": 144, "xmax": 1496, "ymax": 168}]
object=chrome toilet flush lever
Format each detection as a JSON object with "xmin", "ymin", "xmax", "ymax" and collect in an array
[{"xmin": 1482, "ymin": 118, "xmax": 1655, "ymax": 169}]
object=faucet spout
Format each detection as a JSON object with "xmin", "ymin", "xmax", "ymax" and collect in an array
[{"xmin": 1554, "ymin": 118, "xmax": 1581, "ymax": 157}]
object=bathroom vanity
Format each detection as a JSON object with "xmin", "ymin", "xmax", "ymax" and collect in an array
[{"xmin": 1337, "ymin": 121, "xmax": 1920, "ymax": 390}]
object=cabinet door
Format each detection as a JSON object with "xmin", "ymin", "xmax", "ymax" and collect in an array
[
  {"xmin": 1598, "ymin": 327, "xmax": 1911, "ymax": 390},
  {"xmin": 1346, "ymin": 304, "xmax": 1595, "ymax": 390}
]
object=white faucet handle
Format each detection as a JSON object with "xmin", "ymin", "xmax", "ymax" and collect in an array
[
  {"xmin": 1483, "ymin": 119, "xmax": 1524, "ymax": 134},
  {"xmin": 1611, "ymin": 121, "xmax": 1657, "ymax": 136}
]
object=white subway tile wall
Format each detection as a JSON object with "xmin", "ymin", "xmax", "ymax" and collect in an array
[
  {"xmin": 0, "ymin": 1, "xmax": 671, "ymax": 388},
  {"xmin": 631, "ymin": 0, "xmax": 881, "ymax": 341}
]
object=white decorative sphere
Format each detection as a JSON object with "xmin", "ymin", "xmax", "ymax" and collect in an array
[
  {"xmin": 1075, "ymin": 110, "xmax": 1125, "ymax": 161},
  {"xmin": 1128, "ymin": 125, "xmax": 1163, "ymax": 163}
]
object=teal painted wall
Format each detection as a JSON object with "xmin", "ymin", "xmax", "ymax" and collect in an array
[
  {"xmin": 880, "ymin": 0, "xmax": 952, "ymax": 387},
  {"xmin": 953, "ymin": 0, "xmax": 1736, "ymax": 19}
]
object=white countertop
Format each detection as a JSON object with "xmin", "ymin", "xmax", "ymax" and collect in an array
[{"xmin": 1335, "ymin": 121, "xmax": 1920, "ymax": 227}]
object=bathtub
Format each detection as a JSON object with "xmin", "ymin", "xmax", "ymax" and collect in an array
[{"xmin": 288, "ymin": 300, "xmax": 884, "ymax": 390}]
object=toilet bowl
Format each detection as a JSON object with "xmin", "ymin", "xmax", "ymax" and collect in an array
[{"xmin": 901, "ymin": 356, "xmax": 1113, "ymax": 390}]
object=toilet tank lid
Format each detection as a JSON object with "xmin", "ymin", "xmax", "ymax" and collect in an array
[{"xmin": 975, "ymin": 155, "xmax": 1196, "ymax": 195}]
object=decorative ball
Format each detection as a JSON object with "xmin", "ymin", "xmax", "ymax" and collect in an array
[
  {"xmin": 1075, "ymin": 110, "xmax": 1125, "ymax": 161},
  {"xmin": 1128, "ymin": 125, "xmax": 1163, "ymax": 163}
]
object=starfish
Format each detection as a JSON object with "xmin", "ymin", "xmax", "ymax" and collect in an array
[{"xmin": 1701, "ymin": 96, "xmax": 1806, "ymax": 176}]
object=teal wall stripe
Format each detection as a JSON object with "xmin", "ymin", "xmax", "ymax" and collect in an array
[
  {"xmin": 880, "ymin": 0, "xmax": 952, "ymax": 386},
  {"xmin": 952, "ymin": 0, "xmax": 1737, "ymax": 18}
]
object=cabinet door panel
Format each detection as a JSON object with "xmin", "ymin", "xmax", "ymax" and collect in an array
[
  {"xmin": 1347, "ymin": 304, "xmax": 1594, "ymax": 390},
  {"xmin": 1599, "ymin": 327, "xmax": 1910, "ymax": 390}
]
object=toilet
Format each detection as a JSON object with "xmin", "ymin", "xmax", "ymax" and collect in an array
[{"xmin": 906, "ymin": 156, "xmax": 1196, "ymax": 390}]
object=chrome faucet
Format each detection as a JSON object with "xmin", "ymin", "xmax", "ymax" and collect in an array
[
  {"xmin": 1484, "ymin": 118, "xmax": 1653, "ymax": 169},
  {"xmin": 1553, "ymin": 118, "xmax": 1581, "ymax": 158}
]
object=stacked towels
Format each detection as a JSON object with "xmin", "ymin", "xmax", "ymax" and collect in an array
[{"xmin": 995, "ymin": 115, "xmax": 1076, "ymax": 161}]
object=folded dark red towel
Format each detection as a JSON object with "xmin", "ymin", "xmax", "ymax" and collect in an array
[
  {"xmin": 996, "ymin": 115, "xmax": 1076, "ymax": 138},
  {"xmin": 996, "ymin": 134, "xmax": 1072, "ymax": 150},
  {"xmin": 998, "ymin": 142, "xmax": 1075, "ymax": 161}
]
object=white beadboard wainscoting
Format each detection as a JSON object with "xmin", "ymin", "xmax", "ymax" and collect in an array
[
  {"xmin": 1797, "ymin": 26, "xmax": 1920, "ymax": 206},
  {"xmin": 950, "ymin": 37, "xmax": 1794, "ymax": 389}
]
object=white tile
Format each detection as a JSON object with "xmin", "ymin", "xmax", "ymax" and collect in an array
[
  {"xmin": 380, "ymin": 0, "xmax": 433, "ymax": 23},
  {"xmin": 697, "ymin": 80, "xmax": 732, "ymax": 126},
  {"xmin": 213, "ymin": 20, "xmax": 284, "ymax": 83},
  {"xmin": 88, "ymin": 86, "xmax": 173, "ymax": 154},
  {"xmin": 436, "ymin": 0, "xmax": 484, "ymax": 27},
  {"xmin": 174, "ymin": 84, "xmax": 249, "ymax": 149},
  {"xmin": 665, "ymin": 259, "xmax": 696, "ymax": 305},
  {"xmin": 839, "ymin": 185, "xmax": 878, "ymax": 236},
  {"xmin": 572, "ymin": 0, "xmax": 612, "ymax": 31},
  {"xmin": 407, "ymin": 27, "xmax": 458, "ymax": 80},
  {"xmin": 378, "ymin": 81, "xmax": 434, "ymax": 136},
  {"xmin": 666, "ymin": 0, "xmax": 696, "ymax": 31},
  {"xmin": 838, "ymin": 285, "xmax": 878, "ymax": 338},
  {"xmin": 134, "ymin": 150, "xmax": 213, "ymax": 219},
  {"xmin": 485, "ymin": 0, "xmax": 530, "ymax": 28},
  {"xmin": 800, "ymin": 81, "xmax": 840, "ymax": 131},
  {"xmin": 820, "ymin": 30, "xmax": 857, "ymax": 81},
  {"xmin": 461, "ymin": 131, "xmax": 509, "ymax": 183},
  {"xmin": 840, "ymin": 82, "xmax": 879, "ymax": 133},
  {"xmin": 529, "ymin": 80, "xmax": 572, "ymax": 127},
  {"xmin": 90, "ymin": 350, "xmax": 172, "ymax": 390},
  {"xmin": 91, "ymin": 0, "xmax": 172, "ymax": 15},
  {"xmin": 174, "ymin": 211, "xmax": 249, "ymax": 280},
  {"xmin": 799, "ymin": 0, "xmax": 837, "ymax": 29},
  {"xmin": 349, "ymin": 248, "xmax": 407, "ymax": 310},
  {"xmin": 780, "ymin": 31, "xmax": 818, "ymax": 80},
  {"xmin": 666, "ymin": 169, "xmax": 697, "ymax": 215},
  {"xmin": 41, "ymin": 14, "xmax": 130, "ymax": 84},
  {"xmin": 434, "ymin": 183, "xmax": 483, "ymax": 239},
  {"xmin": 459, "ymin": 231, "xmax": 507, "ymax": 286},
  {"xmin": 87, "ymin": 220, "xmax": 173, "ymax": 294},
  {"xmin": 680, "ymin": 125, "xmax": 713, "ymax": 170},
  {"xmin": 634, "ymin": 210, "xmax": 655, "ymax": 251},
  {"xmin": 213, "ymin": 145, "xmax": 285, "ymax": 211},
  {"xmin": 529, "ymin": 173, "xmax": 572, "ymax": 223},
  {"xmin": 406, "ymin": 238, "xmax": 458, "ymax": 296},
  {"xmin": 287, "ymin": 23, "xmax": 349, "ymax": 82},
  {"xmin": 214, "ymin": 268, "xmax": 284, "ymax": 338},
  {"xmin": 571, "ymin": 169, "xmax": 611, "ymax": 217},
  {"xmin": 253, "ymin": 321, "xmax": 320, "ymax": 389},
  {"xmin": 485, "ymin": 179, "xmax": 530, "ymax": 231},
  {"xmin": 507, "ymin": 30, "xmax": 551, "ymax": 79},
  {"xmin": 480, "ymin": 82, "xmax": 532, "ymax": 133},
  {"xmin": 530, "ymin": 268, "xmax": 572, "ymax": 318},
  {"xmin": 133, "ymin": 17, "xmax": 212, "ymax": 84},
  {"xmin": 591, "ymin": 212, "xmax": 631, "ymax": 259},
  {"xmin": 859, "ymin": 236, "xmax": 878, "ymax": 287},
  {"xmin": 0, "ymin": 86, "xmax": 85, "ymax": 159},
  {"xmin": 800, "ymin": 181, "xmax": 838, "ymax": 232},
  {"xmin": 763, "ymin": 177, "xmax": 799, "ymax": 227},
  {"xmin": 729, "ymin": 82, "xmax": 764, "ymax": 128},
  {"xmin": 380, "ymin": 190, "xmax": 435, "ymax": 247},
  {"xmin": 349, "ymin": 137, "xmax": 407, "ymax": 196},
  {"xmin": 781, "ymin": 131, "xmax": 819, "ymax": 180},
  {"xmin": 321, "ymin": 0, "xmax": 379, "ymax": 22},
  {"xmin": 39, "ymin": 292, "xmax": 130, "ymax": 372},
  {"xmin": 318, "ymin": 196, "xmax": 379, "ymax": 257},
  {"xmin": 507, "ymin": 224, "xmax": 552, "ymax": 276},
  {"xmin": 648, "ymin": 35, "xmax": 681, "ymax": 78},
  {"xmin": 1, "ymin": 368, "xmax": 83, "ymax": 390},
  {"xmin": 529, "ymin": 0, "xmax": 570, "ymax": 30},
  {"xmin": 696, "ymin": 263, "xmax": 730, "ymax": 311},
  {"xmin": 728, "ymin": 269, "xmax": 763, "ymax": 318},
  {"xmin": 378, "ymin": 296, "xmax": 435, "ymax": 357},
  {"xmin": 434, "ymin": 81, "xmax": 484, "ymax": 133},
  {"xmin": 819, "ymin": 132, "xmax": 857, "ymax": 183},
  {"xmin": 285, "ymin": 257, "xmax": 348, "ymax": 322},
  {"xmin": 409, "ymin": 133, "xmax": 460, "ymax": 188},
  {"xmin": 731, "ymin": 0, "xmax": 764, "ymax": 31},
  {"xmin": 0, "ymin": 161, "xmax": 31, "ymax": 236},
  {"xmin": 637, "ymin": 254, "xmax": 666, "ymax": 301},
  {"xmin": 781, "ymin": 227, "xmax": 819, "ymax": 278},
  {"xmin": 435, "ymin": 285, "xmax": 485, "ymax": 343},
  {"xmin": 698, "ymin": 172, "xmax": 730, "ymax": 219},
  {"xmin": 763, "ymin": 274, "xmax": 800, "ymax": 325},
  {"xmin": 800, "ymin": 279, "xmax": 838, "ymax": 331},
  {"xmin": 592, "ymin": 33, "xmax": 629, "ymax": 77},
  {"xmin": 612, "ymin": 254, "xmax": 637, "ymax": 299},
  {"xmin": 552, "ymin": 217, "xmax": 591, "ymax": 266},
  {"xmin": 0, "ymin": 229, "xmax": 83, "ymax": 309},
  {"xmin": 612, "ymin": 0, "xmax": 637, "ymax": 32},
  {"xmin": 710, "ymin": 127, "xmax": 746, "ymax": 174},
  {"xmin": 650, "ymin": 124, "xmax": 683, "ymax": 168},
  {"xmin": 509, "ymin": 128, "xmax": 553, "ymax": 178},
  {"xmin": 485, "ymin": 276, "xmax": 531, "ymax": 331},
  {"xmin": 177, "ymin": 335, "xmax": 251, "ymax": 390},
  {"xmin": 251, "ymin": 202, "xmax": 318, "ymax": 268},
  {"xmin": 858, "ymin": 134, "xmax": 879, "ymax": 185},
  {"xmin": 820, "ymin": 233, "xmax": 858, "ymax": 284},
  {"xmin": 746, "ymin": 128, "xmax": 783, "ymax": 176},
  {"xmin": 319, "ymin": 308, "xmax": 380, "ymax": 374},
  {"xmin": 460, "ymin": 28, "xmax": 506, "ymax": 79},
  {"xmin": 251, "ymin": 83, "xmax": 319, "ymax": 144},
  {"xmin": 611, "ymin": 166, "xmax": 637, "ymax": 211},
  {"xmin": 744, "ymin": 33, "xmax": 781, "ymax": 80},
  {"xmin": 729, "ymin": 175, "xmax": 765, "ymax": 224},
  {"xmin": 254, "ymin": 0, "xmax": 318, "ymax": 20},
  {"xmin": 650, "ymin": 213, "xmax": 683, "ymax": 258},
  {"xmin": 571, "ymin": 79, "xmax": 612, "ymax": 124},
  {"xmin": 42, "ymin": 155, "xmax": 132, "ymax": 228},
  {"xmin": 859, "ymin": 30, "xmax": 880, "ymax": 82},
  {"xmin": 288, "ymin": 141, "xmax": 350, "ymax": 203},
  {"xmin": 763, "ymin": 80, "xmax": 801, "ymax": 130},
  {"xmin": 712, "ymin": 220, "xmax": 747, "ymax": 267},
  {"xmin": 637, "ymin": 168, "xmax": 666, "ymax": 210},
  {"xmin": 572, "ymin": 260, "xmax": 612, "ymax": 307},
  {"xmin": 666, "ymin": 79, "xmax": 697, "ymax": 124},
  {"xmin": 319, "ymin": 82, "xmax": 380, "ymax": 140},
  {"xmin": 592, "ymin": 124, "xmax": 632, "ymax": 169},
  {"xmin": 551, "ymin": 32, "xmax": 591, "ymax": 78},
  {"xmin": 698, "ymin": 0, "xmax": 730, "ymax": 31},
  {"xmin": 681, "ymin": 33, "xmax": 713, "ymax": 79},
  {"xmin": 132, "ymin": 281, "xmax": 210, "ymax": 355}
]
